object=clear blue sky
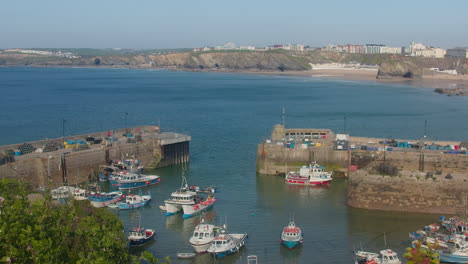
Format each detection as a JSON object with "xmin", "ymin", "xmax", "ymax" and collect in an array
[{"xmin": 1, "ymin": 0, "xmax": 467, "ymax": 49}]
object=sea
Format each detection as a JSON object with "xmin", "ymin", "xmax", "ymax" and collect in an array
[{"xmin": 1, "ymin": 67, "xmax": 468, "ymax": 264}]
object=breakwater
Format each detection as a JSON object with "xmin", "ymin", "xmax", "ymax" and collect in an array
[
  {"xmin": 257, "ymin": 124, "xmax": 468, "ymax": 214},
  {"xmin": 0, "ymin": 126, "xmax": 190, "ymax": 188}
]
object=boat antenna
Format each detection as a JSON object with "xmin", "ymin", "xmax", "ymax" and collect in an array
[
  {"xmin": 360, "ymin": 241, "xmax": 363, "ymax": 251},
  {"xmin": 383, "ymin": 232, "xmax": 387, "ymax": 247}
]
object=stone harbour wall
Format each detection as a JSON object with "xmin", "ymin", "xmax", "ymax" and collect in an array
[{"xmin": 347, "ymin": 170, "xmax": 468, "ymax": 214}]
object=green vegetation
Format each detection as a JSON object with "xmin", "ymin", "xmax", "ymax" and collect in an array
[
  {"xmin": 404, "ymin": 240, "xmax": 439, "ymax": 264},
  {"xmin": 0, "ymin": 179, "xmax": 167, "ymax": 264}
]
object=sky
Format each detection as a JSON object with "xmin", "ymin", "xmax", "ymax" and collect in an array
[{"xmin": 1, "ymin": 0, "xmax": 467, "ymax": 49}]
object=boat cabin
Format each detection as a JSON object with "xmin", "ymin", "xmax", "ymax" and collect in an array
[
  {"xmin": 170, "ymin": 189, "xmax": 197, "ymax": 202},
  {"xmin": 379, "ymin": 249, "xmax": 400, "ymax": 263}
]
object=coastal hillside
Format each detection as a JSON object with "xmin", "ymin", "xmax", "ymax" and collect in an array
[{"xmin": 1, "ymin": 50, "xmax": 467, "ymax": 79}]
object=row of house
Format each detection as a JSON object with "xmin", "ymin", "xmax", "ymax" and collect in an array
[
  {"xmin": 3, "ymin": 49, "xmax": 80, "ymax": 59},
  {"xmin": 193, "ymin": 42, "xmax": 308, "ymax": 52},
  {"xmin": 323, "ymin": 42, "xmax": 468, "ymax": 59}
]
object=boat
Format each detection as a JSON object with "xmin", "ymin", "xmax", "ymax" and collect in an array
[
  {"xmin": 181, "ymin": 195, "xmax": 216, "ymax": 219},
  {"xmin": 354, "ymin": 249, "xmax": 402, "ymax": 264},
  {"xmin": 127, "ymin": 226, "xmax": 155, "ymax": 247},
  {"xmin": 88, "ymin": 191, "xmax": 123, "ymax": 208},
  {"xmin": 177, "ymin": 252, "xmax": 196, "ymax": 259},
  {"xmin": 439, "ymin": 240, "xmax": 468, "ymax": 264},
  {"xmin": 285, "ymin": 162, "xmax": 333, "ymax": 186},
  {"xmin": 189, "ymin": 217, "xmax": 220, "ymax": 253},
  {"xmin": 164, "ymin": 176, "xmax": 216, "ymax": 218},
  {"xmin": 72, "ymin": 188, "xmax": 88, "ymax": 200},
  {"xmin": 51, "ymin": 186, "xmax": 75, "ymax": 199},
  {"xmin": 280, "ymin": 219, "xmax": 303, "ymax": 249},
  {"xmin": 108, "ymin": 191, "xmax": 151, "ymax": 210},
  {"xmin": 207, "ymin": 226, "xmax": 247, "ymax": 258},
  {"xmin": 113, "ymin": 173, "xmax": 160, "ymax": 190}
]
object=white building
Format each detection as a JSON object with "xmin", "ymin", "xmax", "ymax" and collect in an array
[
  {"xmin": 365, "ymin": 44, "xmax": 385, "ymax": 54},
  {"xmin": 380, "ymin": 46, "xmax": 402, "ymax": 55},
  {"xmin": 408, "ymin": 42, "xmax": 427, "ymax": 56},
  {"xmin": 415, "ymin": 48, "xmax": 446, "ymax": 58}
]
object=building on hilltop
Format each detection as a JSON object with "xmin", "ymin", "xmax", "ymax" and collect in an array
[
  {"xmin": 380, "ymin": 46, "xmax": 402, "ymax": 55},
  {"xmin": 365, "ymin": 44, "xmax": 385, "ymax": 54},
  {"xmin": 446, "ymin": 48, "xmax": 468, "ymax": 58}
]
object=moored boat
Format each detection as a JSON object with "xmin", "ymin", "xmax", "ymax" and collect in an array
[
  {"xmin": 88, "ymin": 191, "xmax": 123, "ymax": 208},
  {"xmin": 108, "ymin": 191, "xmax": 151, "ymax": 210},
  {"xmin": 114, "ymin": 173, "xmax": 160, "ymax": 190},
  {"xmin": 189, "ymin": 218, "xmax": 220, "ymax": 253},
  {"xmin": 127, "ymin": 227, "xmax": 155, "ymax": 247},
  {"xmin": 438, "ymin": 238, "xmax": 468, "ymax": 263},
  {"xmin": 51, "ymin": 186, "xmax": 75, "ymax": 200},
  {"xmin": 72, "ymin": 188, "xmax": 88, "ymax": 200},
  {"xmin": 354, "ymin": 249, "xmax": 401, "ymax": 264},
  {"xmin": 285, "ymin": 162, "xmax": 332, "ymax": 186},
  {"xmin": 280, "ymin": 220, "xmax": 303, "ymax": 249},
  {"xmin": 207, "ymin": 226, "xmax": 247, "ymax": 258},
  {"xmin": 164, "ymin": 176, "xmax": 216, "ymax": 218}
]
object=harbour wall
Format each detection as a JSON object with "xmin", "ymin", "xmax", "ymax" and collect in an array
[
  {"xmin": 347, "ymin": 170, "xmax": 468, "ymax": 215},
  {"xmin": 0, "ymin": 126, "xmax": 190, "ymax": 188}
]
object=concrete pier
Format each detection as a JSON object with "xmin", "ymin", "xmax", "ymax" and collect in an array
[{"xmin": 0, "ymin": 126, "xmax": 190, "ymax": 188}]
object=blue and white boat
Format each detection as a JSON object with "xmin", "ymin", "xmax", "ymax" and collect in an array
[
  {"xmin": 280, "ymin": 220, "xmax": 303, "ymax": 249},
  {"xmin": 128, "ymin": 227, "xmax": 155, "ymax": 247},
  {"xmin": 113, "ymin": 173, "xmax": 160, "ymax": 190},
  {"xmin": 207, "ymin": 226, "xmax": 247, "ymax": 258},
  {"xmin": 88, "ymin": 191, "xmax": 123, "ymax": 208},
  {"xmin": 108, "ymin": 191, "xmax": 151, "ymax": 210},
  {"xmin": 164, "ymin": 176, "xmax": 216, "ymax": 218},
  {"xmin": 439, "ymin": 240, "xmax": 468, "ymax": 264}
]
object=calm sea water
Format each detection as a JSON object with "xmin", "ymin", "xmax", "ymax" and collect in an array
[{"xmin": 2, "ymin": 67, "xmax": 468, "ymax": 263}]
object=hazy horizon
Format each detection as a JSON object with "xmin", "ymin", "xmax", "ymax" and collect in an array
[{"xmin": 1, "ymin": 0, "xmax": 467, "ymax": 49}]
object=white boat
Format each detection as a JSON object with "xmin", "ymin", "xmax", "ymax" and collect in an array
[
  {"xmin": 114, "ymin": 173, "xmax": 160, "ymax": 190},
  {"xmin": 88, "ymin": 191, "xmax": 123, "ymax": 208},
  {"xmin": 285, "ymin": 162, "xmax": 333, "ymax": 186},
  {"xmin": 108, "ymin": 191, "xmax": 151, "ymax": 210},
  {"xmin": 439, "ymin": 239, "xmax": 468, "ymax": 263},
  {"xmin": 189, "ymin": 218, "xmax": 220, "ymax": 253},
  {"xmin": 72, "ymin": 188, "xmax": 88, "ymax": 200},
  {"xmin": 207, "ymin": 226, "xmax": 247, "ymax": 258},
  {"xmin": 280, "ymin": 220, "xmax": 303, "ymax": 249},
  {"xmin": 164, "ymin": 176, "xmax": 216, "ymax": 218},
  {"xmin": 51, "ymin": 186, "xmax": 75, "ymax": 199},
  {"xmin": 355, "ymin": 249, "xmax": 401, "ymax": 264}
]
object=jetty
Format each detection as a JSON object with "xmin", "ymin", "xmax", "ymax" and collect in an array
[
  {"xmin": 257, "ymin": 124, "xmax": 468, "ymax": 215},
  {"xmin": 0, "ymin": 126, "xmax": 190, "ymax": 188}
]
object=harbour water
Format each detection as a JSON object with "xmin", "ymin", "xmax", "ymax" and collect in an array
[{"xmin": 2, "ymin": 67, "xmax": 468, "ymax": 263}]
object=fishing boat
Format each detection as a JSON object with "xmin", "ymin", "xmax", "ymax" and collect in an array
[
  {"xmin": 72, "ymin": 188, "xmax": 88, "ymax": 200},
  {"xmin": 51, "ymin": 186, "xmax": 75, "ymax": 199},
  {"xmin": 285, "ymin": 162, "xmax": 333, "ymax": 186},
  {"xmin": 182, "ymin": 195, "xmax": 216, "ymax": 219},
  {"xmin": 280, "ymin": 219, "xmax": 303, "ymax": 249},
  {"xmin": 189, "ymin": 218, "xmax": 220, "ymax": 253},
  {"xmin": 354, "ymin": 249, "xmax": 402, "ymax": 264},
  {"xmin": 164, "ymin": 176, "xmax": 216, "ymax": 218},
  {"xmin": 206, "ymin": 226, "xmax": 247, "ymax": 258},
  {"xmin": 108, "ymin": 191, "xmax": 151, "ymax": 210},
  {"xmin": 439, "ymin": 241, "xmax": 468, "ymax": 264},
  {"xmin": 113, "ymin": 173, "xmax": 160, "ymax": 190},
  {"xmin": 88, "ymin": 191, "xmax": 123, "ymax": 208},
  {"xmin": 127, "ymin": 226, "xmax": 155, "ymax": 247}
]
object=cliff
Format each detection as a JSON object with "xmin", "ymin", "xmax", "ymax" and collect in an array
[{"xmin": 1, "ymin": 50, "xmax": 467, "ymax": 80}]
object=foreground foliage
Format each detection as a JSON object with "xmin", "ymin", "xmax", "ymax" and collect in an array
[
  {"xmin": 0, "ymin": 179, "xmax": 128, "ymax": 264},
  {"xmin": 404, "ymin": 240, "xmax": 439, "ymax": 264}
]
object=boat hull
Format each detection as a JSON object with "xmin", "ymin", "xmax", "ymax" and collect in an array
[
  {"xmin": 164, "ymin": 202, "xmax": 184, "ymax": 216},
  {"xmin": 118, "ymin": 199, "xmax": 150, "ymax": 210},
  {"xmin": 117, "ymin": 178, "xmax": 160, "ymax": 190},
  {"xmin": 88, "ymin": 192, "xmax": 123, "ymax": 208},
  {"xmin": 190, "ymin": 240, "xmax": 213, "ymax": 253},
  {"xmin": 182, "ymin": 202, "xmax": 214, "ymax": 219},
  {"xmin": 281, "ymin": 239, "xmax": 302, "ymax": 249},
  {"xmin": 129, "ymin": 232, "xmax": 155, "ymax": 247},
  {"xmin": 440, "ymin": 252, "xmax": 468, "ymax": 263},
  {"xmin": 285, "ymin": 178, "xmax": 332, "ymax": 186},
  {"xmin": 208, "ymin": 234, "xmax": 247, "ymax": 258}
]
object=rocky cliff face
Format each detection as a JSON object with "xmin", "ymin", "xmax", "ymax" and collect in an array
[{"xmin": 1, "ymin": 51, "xmax": 467, "ymax": 79}]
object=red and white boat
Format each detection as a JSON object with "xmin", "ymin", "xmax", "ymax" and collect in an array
[{"xmin": 285, "ymin": 162, "xmax": 333, "ymax": 186}]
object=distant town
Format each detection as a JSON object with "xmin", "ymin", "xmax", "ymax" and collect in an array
[{"xmin": 193, "ymin": 41, "xmax": 468, "ymax": 59}]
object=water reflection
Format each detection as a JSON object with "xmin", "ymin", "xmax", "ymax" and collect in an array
[{"xmin": 165, "ymin": 210, "xmax": 217, "ymax": 234}]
